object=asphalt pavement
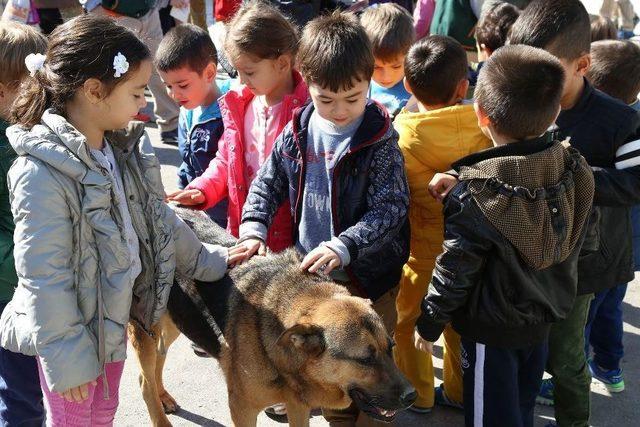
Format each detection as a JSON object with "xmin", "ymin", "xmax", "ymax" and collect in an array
[{"xmin": 113, "ymin": 122, "xmax": 640, "ymax": 427}]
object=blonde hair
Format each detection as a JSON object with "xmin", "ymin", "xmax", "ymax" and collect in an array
[{"xmin": 0, "ymin": 21, "xmax": 47, "ymax": 87}]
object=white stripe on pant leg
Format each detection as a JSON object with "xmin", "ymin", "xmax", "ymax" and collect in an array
[{"xmin": 474, "ymin": 343, "xmax": 486, "ymax": 427}]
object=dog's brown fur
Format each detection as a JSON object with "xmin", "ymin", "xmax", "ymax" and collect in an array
[{"xmin": 131, "ymin": 208, "xmax": 415, "ymax": 427}]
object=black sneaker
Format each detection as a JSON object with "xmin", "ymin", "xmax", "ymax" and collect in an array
[{"xmin": 160, "ymin": 129, "xmax": 178, "ymax": 145}]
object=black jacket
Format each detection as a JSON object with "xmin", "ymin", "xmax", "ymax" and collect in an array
[
  {"xmin": 416, "ymin": 137, "xmax": 594, "ymax": 348},
  {"xmin": 241, "ymin": 102, "xmax": 410, "ymax": 301},
  {"xmin": 556, "ymin": 81, "xmax": 640, "ymax": 294}
]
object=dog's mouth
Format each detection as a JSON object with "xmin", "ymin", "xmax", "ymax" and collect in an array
[{"xmin": 348, "ymin": 389, "xmax": 399, "ymax": 422}]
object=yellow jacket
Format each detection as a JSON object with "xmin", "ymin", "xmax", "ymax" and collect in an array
[{"xmin": 395, "ymin": 104, "xmax": 492, "ymax": 265}]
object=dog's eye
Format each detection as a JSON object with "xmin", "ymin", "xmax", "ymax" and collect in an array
[{"xmin": 356, "ymin": 355, "xmax": 376, "ymax": 366}]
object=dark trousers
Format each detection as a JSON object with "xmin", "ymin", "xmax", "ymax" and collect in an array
[
  {"xmin": 0, "ymin": 302, "xmax": 44, "ymax": 427},
  {"xmin": 547, "ymin": 293, "xmax": 593, "ymax": 427},
  {"xmin": 461, "ymin": 338, "xmax": 547, "ymax": 427},
  {"xmin": 584, "ymin": 283, "xmax": 627, "ymax": 371}
]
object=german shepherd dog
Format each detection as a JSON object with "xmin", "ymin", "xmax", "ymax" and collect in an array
[{"xmin": 130, "ymin": 207, "xmax": 416, "ymax": 427}]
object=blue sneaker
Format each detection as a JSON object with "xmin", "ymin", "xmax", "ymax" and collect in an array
[
  {"xmin": 434, "ymin": 385, "xmax": 463, "ymax": 410},
  {"xmin": 536, "ymin": 378, "xmax": 554, "ymax": 406},
  {"xmin": 588, "ymin": 359, "xmax": 625, "ymax": 393}
]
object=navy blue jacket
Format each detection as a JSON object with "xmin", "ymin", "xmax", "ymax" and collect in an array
[
  {"xmin": 555, "ymin": 80, "xmax": 640, "ymax": 294},
  {"xmin": 241, "ymin": 102, "xmax": 410, "ymax": 301},
  {"xmin": 177, "ymin": 101, "xmax": 227, "ymax": 228}
]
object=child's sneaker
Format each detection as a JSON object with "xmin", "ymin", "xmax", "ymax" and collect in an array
[
  {"xmin": 434, "ymin": 385, "xmax": 463, "ymax": 410},
  {"xmin": 536, "ymin": 378, "xmax": 554, "ymax": 406},
  {"xmin": 588, "ymin": 359, "xmax": 625, "ymax": 393}
]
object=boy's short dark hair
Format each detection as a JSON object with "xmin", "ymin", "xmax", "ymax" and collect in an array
[
  {"xmin": 475, "ymin": 2, "xmax": 521, "ymax": 53},
  {"xmin": 360, "ymin": 3, "xmax": 415, "ymax": 62},
  {"xmin": 297, "ymin": 11, "xmax": 374, "ymax": 92},
  {"xmin": 476, "ymin": 45, "xmax": 565, "ymax": 140},
  {"xmin": 587, "ymin": 40, "xmax": 640, "ymax": 104},
  {"xmin": 155, "ymin": 23, "xmax": 217, "ymax": 73},
  {"xmin": 508, "ymin": 0, "xmax": 591, "ymax": 60},
  {"xmin": 404, "ymin": 35, "xmax": 468, "ymax": 106}
]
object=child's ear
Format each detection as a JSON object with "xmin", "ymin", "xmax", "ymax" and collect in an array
[
  {"xmin": 455, "ymin": 79, "xmax": 469, "ymax": 102},
  {"xmin": 83, "ymin": 78, "xmax": 106, "ymax": 104},
  {"xmin": 474, "ymin": 102, "xmax": 491, "ymax": 128},
  {"xmin": 276, "ymin": 54, "xmax": 292, "ymax": 73},
  {"xmin": 576, "ymin": 53, "xmax": 591, "ymax": 77},
  {"xmin": 403, "ymin": 77, "xmax": 413, "ymax": 95},
  {"xmin": 204, "ymin": 62, "xmax": 217, "ymax": 83}
]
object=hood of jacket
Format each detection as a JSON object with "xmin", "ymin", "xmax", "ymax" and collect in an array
[
  {"xmin": 455, "ymin": 136, "xmax": 595, "ymax": 270},
  {"xmin": 7, "ymin": 109, "xmax": 144, "ymax": 183}
]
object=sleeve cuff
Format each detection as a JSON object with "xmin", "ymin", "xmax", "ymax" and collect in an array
[
  {"xmin": 238, "ymin": 221, "xmax": 268, "ymax": 243},
  {"xmin": 321, "ymin": 236, "xmax": 351, "ymax": 267},
  {"xmin": 199, "ymin": 243, "xmax": 229, "ymax": 282},
  {"xmin": 415, "ymin": 313, "xmax": 445, "ymax": 342}
]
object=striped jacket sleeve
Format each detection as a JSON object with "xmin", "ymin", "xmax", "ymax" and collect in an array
[{"xmin": 592, "ymin": 113, "xmax": 640, "ymax": 206}]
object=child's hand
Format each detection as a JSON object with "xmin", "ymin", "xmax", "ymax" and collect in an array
[
  {"xmin": 166, "ymin": 189, "xmax": 205, "ymax": 206},
  {"xmin": 300, "ymin": 246, "xmax": 341, "ymax": 275},
  {"xmin": 58, "ymin": 380, "xmax": 97, "ymax": 403},
  {"xmin": 228, "ymin": 239, "xmax": 266, "ymax": 267},
  {"xmin": 413, "ymin": 329, "xmax": 434, "ymax": 354},
  {"xmin": 428, "ymin": 173, "xmax": 459, "ymax": 202}
]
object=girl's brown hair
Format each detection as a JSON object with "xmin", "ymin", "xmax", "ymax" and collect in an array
[
  {"xmin": 11, "ymin": 14, "xmax": 150, "ymax": 128},
  {"xmin": 224, "ymin": 0, "xmax": 299, "ymax": 62}
]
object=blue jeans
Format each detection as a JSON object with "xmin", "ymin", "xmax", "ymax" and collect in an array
[
  {"xmin": 0, "ymin": 302, "xmax": 45, "ymax": 427},
  {"xmin": 584, "ymin": 283, "xmax": 628, "ymax": 371}
]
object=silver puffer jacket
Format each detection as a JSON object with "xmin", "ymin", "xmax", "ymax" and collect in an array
[{"xmin": 0, "ymin": 110, "xmax": 228, "ymax": 393}]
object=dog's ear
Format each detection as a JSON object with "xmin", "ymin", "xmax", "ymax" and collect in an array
[{"xmin": 278, "ymin": 323, "xmax": 325, "ymax": 357}]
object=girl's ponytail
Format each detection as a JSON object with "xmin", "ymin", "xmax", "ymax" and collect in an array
[{"xmin": 11, "ymin": 69, "xmax": 52, "ymax": 128}]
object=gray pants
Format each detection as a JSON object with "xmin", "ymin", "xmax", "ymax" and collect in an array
[{"xmin": 93, "ymin": 6, "xmax": 179, "ymax": 133}]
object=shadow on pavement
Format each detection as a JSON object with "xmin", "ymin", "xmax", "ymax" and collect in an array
[{"xmin": 170, "ymin": 407, "xmax": 228, "ymax": 426}]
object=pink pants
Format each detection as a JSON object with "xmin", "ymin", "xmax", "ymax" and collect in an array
[{"xmin": 37, "ymin": 359, "xmax": 125, "ymax": 427}]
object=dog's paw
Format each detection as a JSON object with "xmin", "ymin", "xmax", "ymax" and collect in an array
[{"xmin": 160, "ymin": 391, "xmax": 179, "ymax": 414}]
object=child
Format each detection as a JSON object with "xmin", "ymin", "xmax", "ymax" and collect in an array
[
  {"xmin": 0, "ymin": 15, "xmax": 242, "ymax": 425},
  {"xmin": 469, "ymin": 2, "xmax": 521, "ymax": 90},
  {"xmin": 508, "ymin": 1, "xmax": 640, "ymax": 424},
  {"xmin": 590, "ymin": 14, "xmax": 618, "ymax": 42},
  {"xmin": 167, "ymin": 0, "xmax": 308, "ymax": 253},
  {"xmin": 0, "ymin": 21, "xmax": 46, "ymax": 426},
  {"xmin": 156, "ymin": 23, "xmax": 229, "ymax": 228},
  {"xmin": 415, "ymin": 44, "xmax": 595, "ymax": 427},
  {"xmin": 393, "ymin": 35, "xmax": 492, "ymax": 413},
  {"xmin": 360, "ymin": 2, "xmax": 414, "ymax": 119},
  {"xmin": 236, "ymin": 11, "xmax": 410, "ymax": 426},
  {"xmin": 583, "ymin": 39, "xmax": 640, "ymax": 393}
]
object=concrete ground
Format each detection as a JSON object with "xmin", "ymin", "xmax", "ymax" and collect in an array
[{"xmin": 114, "ymin": 122, "xmax": 640, "ymax": 427}]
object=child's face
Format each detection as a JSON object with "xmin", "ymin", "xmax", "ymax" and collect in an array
[
  {"xmin": 233, "ymin": 53, "xmax": 290, "ymax": 98},
  {"xmin": 372, "ymin": 55, "xmax": 405, "ymax": 89},
  {"xmin": 556, "ymin": 54, "xmax": 590, "ymax": 109},
  {"xmin": 159, "ymin": 62, "xmax": 217, "ymax": 110},
  {"xmin": 308, "ymin": 79, "xmax": 369, "ymax": 127},
  {"xmin": 101, "ymin": 59, "xmax": 152, "ymax": 130}
]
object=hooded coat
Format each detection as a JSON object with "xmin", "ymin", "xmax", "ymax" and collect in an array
[{"xmin": 0, "ymin": 110, "xmax": 228, "ymax": 393}]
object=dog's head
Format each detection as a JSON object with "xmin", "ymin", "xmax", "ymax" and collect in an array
[{"xmin": 277, "ymin": 292, "xmax": 416, "ymax": 422}]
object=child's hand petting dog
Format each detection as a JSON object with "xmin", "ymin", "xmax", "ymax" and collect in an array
[
  {"xmin": 227, "ymin": 244, "xmax": 252, "ymax": 268},
  {"xmin": 166, "ymin": 189, "xmax": 205, "ymax": 205},
  {"xmin": 429, "ymin": 173, "xmax": 459, "ymax": 202},
  {"xmin": 301, "ymin": 246, "xmax": 341, "ymax": 275},
  {"xmin": 228, "ymin": 238, "xmax": 267, "ymax": 267}
]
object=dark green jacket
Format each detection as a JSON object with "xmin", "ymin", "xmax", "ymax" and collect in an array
[
  {"xmin": 430, "ymin": 0, "xmax": 478, "ymax": 50},
  {"xmin": 0, "ymin": 119, "xmax": 18, "ymax": 303}
]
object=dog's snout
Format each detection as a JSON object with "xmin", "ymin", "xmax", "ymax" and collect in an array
[{"xmin": 400, "ymin": 388, "xmax": 417, "ymax": 407}]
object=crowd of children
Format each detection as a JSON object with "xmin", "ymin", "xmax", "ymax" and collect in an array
[{"xmin": 0, "ymin": 0, "xmax": 639, "ymax": 426}]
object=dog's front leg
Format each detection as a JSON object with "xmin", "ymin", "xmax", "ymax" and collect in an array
[
  {"xmin": 284, "ymin": 401, "xmax": 311, "ymax": 427},
  {"xmin": 128, "ymin": 323, "xmax": 173, "ymax": 427},
  {"xmin": 228, "ymin": 391, "xmax": 260, "ymax": 427}
]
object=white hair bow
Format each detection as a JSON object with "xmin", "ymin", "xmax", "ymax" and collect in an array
[
  {"xmin": 113, "ymin": 52, "xmax": 129, "ymax": 78},
  {"xmin": 25, "ymin": 53, "xmax": 46, "ymax": 77}
]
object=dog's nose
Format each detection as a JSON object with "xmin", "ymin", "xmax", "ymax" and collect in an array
[{"xmin": 400, "ymin": 388, "xmax": 417, "ymax": 407}]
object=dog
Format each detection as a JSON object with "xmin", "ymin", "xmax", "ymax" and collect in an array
[{"xmin": 130, "ymin": 207, "xmax": 416, "ymax": 427}]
